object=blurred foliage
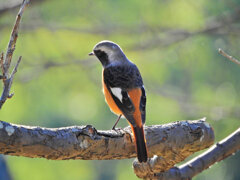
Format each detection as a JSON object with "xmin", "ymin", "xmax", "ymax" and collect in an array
[{"xmin": 0, "ymin": 0, "xmax": 240, "ymax": 179}]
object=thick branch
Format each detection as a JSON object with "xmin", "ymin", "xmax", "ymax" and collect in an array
[
  {"xmin": 0, "ymin": 119, "xmax": 214, "ymax": 164},
  {"xmin": 133, "ymin": 118, "xmax": 215, "ymax": 179},
  {"xmin": 143, "ymin": 128, "xmax": 239, "ymax": 180},
  {"xmin": 0, "ymin": 0, "xmax": 29, "ymax": 109}
]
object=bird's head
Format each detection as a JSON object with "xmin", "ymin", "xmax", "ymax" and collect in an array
[{"xmin": 89, "ymin": 40, "xmax": 126, "ymax": 67}]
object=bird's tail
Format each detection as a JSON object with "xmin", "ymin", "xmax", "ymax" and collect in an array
[{"xmin": 131, "ymin": 125, "xmax": 148, "ymax": 163}]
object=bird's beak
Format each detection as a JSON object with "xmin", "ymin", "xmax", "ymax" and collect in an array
[{"xmin": 88, "ymin": 52, "xmax": 95, "ymax": 56}]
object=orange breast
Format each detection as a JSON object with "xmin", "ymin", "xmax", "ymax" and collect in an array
[{"xmin": 102, "ymin": 72, "xmax": 122, "ymax": 115}]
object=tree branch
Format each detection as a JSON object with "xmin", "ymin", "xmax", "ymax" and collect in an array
[
  {"xmin": 145, "ymin": 127, "xmax": 239, "ymax": 180},
  {"xmin": 218, "ymin": 48, "xmax": 240, "ymax": 66},
  {"xmin": 0, "ymin": 0, "xmax": 29, "ymax": 109},
  {"xmin": 132, "ymin": 119, "xmax": 216, "ymax": 179},
  {"xmin": 0, "ymin": 119, "xmax": 214, "ymax": 165}
]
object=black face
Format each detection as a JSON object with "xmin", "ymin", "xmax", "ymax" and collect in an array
[{"xmin": 94, "ymin": 50, "xmax": 109, "ymax": 67}]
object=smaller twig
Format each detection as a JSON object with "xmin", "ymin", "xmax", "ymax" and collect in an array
[
  {"xmin": 10, "ymin": 56, "xmax": 22, "ymax": 77},
  {"xmin": 0, "ymin": 53, "xmax": 5, "ymax": 80},
  {"xmin": 0, "ymin": 0, "xmax": 28, "ymax": 109},
  {"xmin": 6, "ymin": 56, "xmax": 22, "ymax": 99},
  {"xmin": 0, "ymin": 52, "xmax": 4, "ymax": 75},
  {"xmin": 4, "ymin": 0, "xmax": 29, "ymax": 76},
  {"xmin": 218, "ymin": 48, "xmax": 240, "ymax": 65},
  {"xmin": 0, "ymin": 56, "xmax": 22, "ymax": 104}
]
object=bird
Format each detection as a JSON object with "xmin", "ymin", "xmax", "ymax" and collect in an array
[{"xmin": 89, "ymin": 40, "xmax": 148, "ymax": 163}]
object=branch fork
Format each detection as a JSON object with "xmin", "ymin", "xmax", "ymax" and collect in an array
[{"xmin": 0, "ymin": 0, "xmax": 29, "ymax": 109}]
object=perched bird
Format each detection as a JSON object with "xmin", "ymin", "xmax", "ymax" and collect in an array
[{"xmin": 89, "ymin": 40, "xmax": 148, "ymax": 162}]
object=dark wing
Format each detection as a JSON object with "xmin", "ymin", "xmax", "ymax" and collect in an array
[
  {"xmin": 104, "ymin": 64, "xmax": 143, "ymax": 89},
  {"xmin": 104, "ymin": 64, "xmax": 144, "ymax": 126}
]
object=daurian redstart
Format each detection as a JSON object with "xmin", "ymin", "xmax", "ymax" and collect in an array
[{"xmin": 89, "ymin": 41, "xmax": 148, "ymax": 163}]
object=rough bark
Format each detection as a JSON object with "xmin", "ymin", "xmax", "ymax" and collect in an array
[
  {"xmin": 132, "ymin": 119, "xmax": 216, "ymax": 179},
  {"xmin": 0, "ymin": 119, "xmax": 214, "ymax": 164},
  {"xmin": 148, "ymin": 128, "xmax": 239, "ymax": 180}
]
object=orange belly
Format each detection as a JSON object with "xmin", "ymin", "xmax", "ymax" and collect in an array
[{"xmin": 102, "ymin": 78, "xmax": 122, "ymax": 115}]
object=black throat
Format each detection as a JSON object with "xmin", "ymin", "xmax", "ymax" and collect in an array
[{"xmin": 94, "ymin": 50, "xmax": 109, "ymax": 67}]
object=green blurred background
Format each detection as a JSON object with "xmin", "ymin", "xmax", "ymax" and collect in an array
[{"xmin": 0, "ymin": 0, "xmax": 240, "ymax": 179}]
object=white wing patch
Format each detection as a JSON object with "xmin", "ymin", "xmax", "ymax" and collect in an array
[{"xmin": 110, "ymin": 87, "xmax": 123, "ymax": 102}]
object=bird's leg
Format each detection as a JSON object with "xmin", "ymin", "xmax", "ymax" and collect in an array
[{"xmin": 112, "ymin": 114, "xmax": 122, "ymax": 130}]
